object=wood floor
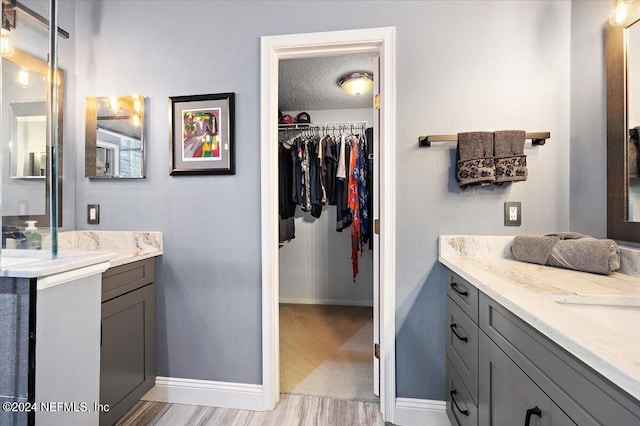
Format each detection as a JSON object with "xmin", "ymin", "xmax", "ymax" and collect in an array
[
  {"xmin": 279, "ymin": 304, "xmax": 375, "ymax": 401},
  {"xmin": 116, "ymin": 394, "xmax": 386, "ymax": 426},
  {"xmin": 116, "ymin": 304, "xmax": 382, "ymax": 425}
]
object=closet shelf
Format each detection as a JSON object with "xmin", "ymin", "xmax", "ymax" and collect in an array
[
  {"xmin": 279, "ymin": 121, "xmax": 368, "ymax": 131},
  {"xmin": 418, "ymin": 132, "xmax": 550, "ymax": 147}
]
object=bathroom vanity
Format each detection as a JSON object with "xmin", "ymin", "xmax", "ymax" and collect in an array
[
  {"xmin": 440, "ymin": 235, "xmax": 640, "ymax": 426},
  {"xmin": 0, "ymin": 251, "xmax": 113, "ymax": 426},
  {"xmin": 58, "ymin": 231, "xmax": 162, "ymax": 425},
  {"xmin": 0, "ymin": 231, "xmax": 162, "ymax": 426},
  {"xmin": 99, "ymin": 258, "xmax": 156, "ymax": 426}
]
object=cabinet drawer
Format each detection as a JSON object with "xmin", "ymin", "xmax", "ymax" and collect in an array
[
  {"xmin": 447, "ymin": 296, "xmax": 478, "ymax": 404},
  {"xmin": 102, "ymin": 258, "xmax": 155, "ymax": 302},
  {"xmin": 478, "ymin": 332, "xmax": 552, "ymax": 426},
  {"xmin": 446, "ymin": 358, "xmax": 478, "ymax": 426},
  {"xmin": 446, "ymin": 270, "xmax": 478, "ymax": 323},
  {"xmin": 479, "ymin": 293, "xmax": 640, "ymax": 425}
]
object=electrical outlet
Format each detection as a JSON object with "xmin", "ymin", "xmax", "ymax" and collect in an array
[
  {"xmin": 88, "ymin": 204, "xmax": 100, "ymax": 225},
  {"xmin": 504, "ymin": 202, "xmax": 521, "ymax": 226}
]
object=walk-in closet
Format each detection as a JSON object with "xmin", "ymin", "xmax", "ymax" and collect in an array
[{"xmin": 277, "ymin": 53, "xmax": 378, "ymax": 403}]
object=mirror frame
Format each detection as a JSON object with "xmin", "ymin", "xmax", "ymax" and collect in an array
[
  {"xmin": 2, "ymin": 48, "xmax": 64, "ymax": 228},
  {"xmin": 85, "ymin": 96, "xmax": 147, "ymax": 179}
]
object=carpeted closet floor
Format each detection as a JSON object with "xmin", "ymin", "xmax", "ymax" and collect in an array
[{"xmin": 279, "ymin": 304, "xmax": 377, "ymax": 402}]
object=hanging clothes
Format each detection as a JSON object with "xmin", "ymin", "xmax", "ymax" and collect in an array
[
  {"xmin": 278, "ymin": 143, "xmax": 296, "ymax": 245},
  {"xmin": 278, "ymin": 122, "xmax": 370, "ymax": 280},
  {"xmin": 364, "ymin": 127, "xmax": 374, "ymax": 250}
]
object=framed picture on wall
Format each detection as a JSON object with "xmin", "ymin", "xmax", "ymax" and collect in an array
[{"xmin": 169, "ymin": 92, "xmax": 235, "ymax": 175}]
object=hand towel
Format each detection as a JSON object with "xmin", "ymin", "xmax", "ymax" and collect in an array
[
  {"xmin": 456, "ymin": 131, "xmax": 495, "ymax": 188},
  {"xmin": 512, "ymin": 233, "xmax": 620, "ymax": 275},
  {"xmin": 494, "ymin": 130, "xmax": 527, "ymax": 183}
]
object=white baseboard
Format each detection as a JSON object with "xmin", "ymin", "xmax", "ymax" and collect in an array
[
  {"xmin": 279, "ymin": 298, "xmax": 373, "ymax": 307},
  {"xmin": 394, "ymin": 398, "xmax": 450, "ymax": 426},
  {"xmin": 142, "ymin": 377, "xmax": 265, "ymax": 411}
]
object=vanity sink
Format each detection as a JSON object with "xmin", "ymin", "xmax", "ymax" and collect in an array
[{"xmin": 551, "ymin": 295, "xmax": 640, "ymax": 339}]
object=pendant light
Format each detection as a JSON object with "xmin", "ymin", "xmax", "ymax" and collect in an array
[{"xmin": 338, "ymin": 72, "xmax": 373, "ymax": 97}]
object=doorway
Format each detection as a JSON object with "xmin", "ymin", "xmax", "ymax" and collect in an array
[
  {"xmin": 278, "ymin": 53, "xmax": 377, "ymax": 401},
  {"xmin": 260, "ymin": 27, "xmax": 396, "ymax": 422}
]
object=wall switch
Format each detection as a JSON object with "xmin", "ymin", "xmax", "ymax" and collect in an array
[
  {"xmin": 88, "ymin": 204, "xmax": 100, "ymax": 225},
  {"xmin": 504, "ymin": 202, "xmax": 521, "ymax": 226}
]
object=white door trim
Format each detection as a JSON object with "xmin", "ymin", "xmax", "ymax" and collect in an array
[{"xmin": 260, "ymin": 27, "xmax": 397, "ymax": 422}]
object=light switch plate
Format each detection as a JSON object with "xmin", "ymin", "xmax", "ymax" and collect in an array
[
  {"xmin": 504, "ymin": 202, "xmax": 521, "ymax": 226},
  {"xmin": 88, "ymin": 204, "xmax": 100, "ymax": 225}
]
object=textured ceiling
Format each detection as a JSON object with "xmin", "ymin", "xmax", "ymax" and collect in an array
[{"xmin": 278, "ymin": 53, "xmax": 377, "ymax": 111}]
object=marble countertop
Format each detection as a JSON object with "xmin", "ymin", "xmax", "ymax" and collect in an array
[
  {"xmin": 439, "ymin": 235, "xmax": 640, "ymax": 402},
  {"xmin": 0, "ymin": 249, "xmax": 115, "ymax": 278},
  {"xmin": 0, "ymin": 231, "xmax": 163, "ymax": 278},
  {"xmin": 58, "ymin": 230, "xmax": 163, "ymax": 268}
]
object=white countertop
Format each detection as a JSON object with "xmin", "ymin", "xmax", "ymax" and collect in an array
[
  {"xmin": 58, "ymin": 230, "xmax": 163, "ymax": 267},
  {"xmin": 439, "ymin": 235, "xmax": 640, "ymax": 402},
  {"xmin": 0, "ymin": 250, "xmax": 115, "ymax": 278},
  {"xmin": 0, "ymin": 231, "xmax": 163, "ymax": 278}
]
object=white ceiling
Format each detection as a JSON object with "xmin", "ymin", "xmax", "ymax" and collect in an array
[{"xmin": 278, "ymin": 53, "xmax": 377, "ymax": 111}]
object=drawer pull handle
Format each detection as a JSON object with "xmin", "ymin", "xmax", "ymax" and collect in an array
[
  {"xmin": 525, "ymin": 406, "xmax": 541, "ymax": 426},
  {"xmin": 450, "ymin": 282, "xmax": 469, "ymax": 297},
  {"xmin": 450, "ymin": 389, "xmax": 469, "ymax": 416},
  {"xmin": 450, "ymin": 323, "xmax": 468, "ymax": 343}
]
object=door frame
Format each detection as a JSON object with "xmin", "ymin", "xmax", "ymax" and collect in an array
[{"xmin": 259, "ymin": 27, "xmax": 397, "ymax": 422}]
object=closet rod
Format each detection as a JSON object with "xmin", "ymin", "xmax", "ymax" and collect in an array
[
  {"xmin": 418, "ymin": 132, "xmax": 550, "ymax": 147},
  {"xmin": 279, "ymin": 121, "xmax": 367, "ymax": 130}
]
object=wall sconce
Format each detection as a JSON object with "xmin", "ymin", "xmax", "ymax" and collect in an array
[
  {"xmin": 610, "ymin": 0, "xmax": 636, "ymax": 26},
  {"xmin": 1, "ymin": 28, "xmax": 14, "ymax": 56},
  {"xmin": 338, "ymin": 72, "xmax": 373, "ymax": 97},
  {"xmin": 16, "ymin": 66, "xmax": 30, "ymax": 88},
  {"xmin": 109, "ymin": 96, "xmax": 120, "ymax": 113}
]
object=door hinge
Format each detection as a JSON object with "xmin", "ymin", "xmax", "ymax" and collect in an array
[
  {"xmin": 374, "ymin": 93, "xmax": 380, "ymax": 110},
  {"xmin": 374, "ymin": 343, "xmax": 380, "ymax": 359},
  {"xmin": 374, "ymin": 219, "xmax": 380, "ymax": 235}
]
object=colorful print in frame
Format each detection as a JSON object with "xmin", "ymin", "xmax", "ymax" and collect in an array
[{"xmin": 169, "ymin": 93, "xmax": 235, "ymax": 175}]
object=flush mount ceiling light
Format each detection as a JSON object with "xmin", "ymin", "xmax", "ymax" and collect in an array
[{"xmin": 338, "ymin": 72, "xmax": 373, "ymax": 97}]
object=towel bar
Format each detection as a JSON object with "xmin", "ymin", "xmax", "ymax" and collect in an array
[{"xmin": 418, "ymin": 132, "xmax": 550, "ymax": 147}]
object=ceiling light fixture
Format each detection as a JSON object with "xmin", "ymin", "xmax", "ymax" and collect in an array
[{"xmin": 338, "ymin": 72, "xmax": 373, "ymax": 97}]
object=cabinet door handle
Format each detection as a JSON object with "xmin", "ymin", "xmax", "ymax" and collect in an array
[
  {"xmin": 450, "ymin": 323, "xmax": 468, "ymax": 343},
  {"xmin": 524, "ymin": 406, "xmax": 541, "ymax": 426},
  {"xmin": 450, "ymin": 389, "xmax": 469, "ymax": 416},
  {"xmin": 450, "ymin": 282, "xmax": 469, "ymax": 297},
  {"xmin": 100, "ymin": 321, "xmax": 103, "ymax": 348}
]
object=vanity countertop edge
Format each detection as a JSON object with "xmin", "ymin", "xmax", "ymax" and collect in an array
[{"xmin": 439, "ymin": 235, "xmax": 640, "ymax": 403}]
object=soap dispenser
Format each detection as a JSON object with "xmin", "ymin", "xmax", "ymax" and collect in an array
[{"xmin": 24, "ymin": 221, "xmax": 42, "ymax": 250}]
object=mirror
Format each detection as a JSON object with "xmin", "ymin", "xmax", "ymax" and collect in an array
[
  {"xmin": 2, "ymin": 48, "xmax": 64, "ymax": 228},
  {"xmin": 11, "ymin": 100, "xmax": 46, "ymax": 179},
  {"xmin": 85, "ymin": 96, "xmax": 147, "ymax": 178}
]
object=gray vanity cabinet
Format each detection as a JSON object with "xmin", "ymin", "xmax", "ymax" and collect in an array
[
  {"xmin": 446, "ymin": 270, "xmax": 480, "ymax": 425},
  {"xmin": 444, "ymin": 267, "xmax": 640, "ymax": 426},
  {"xmin": 100, "ymin": 258, "xmax": 156, "ymax": 426},
  {"xmin": 478, "ymin": 332, "xmax": 572, "ymax": 426}
]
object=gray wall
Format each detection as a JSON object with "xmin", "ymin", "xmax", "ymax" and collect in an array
[
  {"xmin": 569, "ymin": 0, "xmax": 610, "ymax": 238},
  {"xmin": 72, "ymin": 1, "xmax": 572, "ymax": 399}
]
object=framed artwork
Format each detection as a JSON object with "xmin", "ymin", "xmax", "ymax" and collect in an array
[{"xmin": 169, "ymin": 92, "xmax": 235, "ymax": 175}]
